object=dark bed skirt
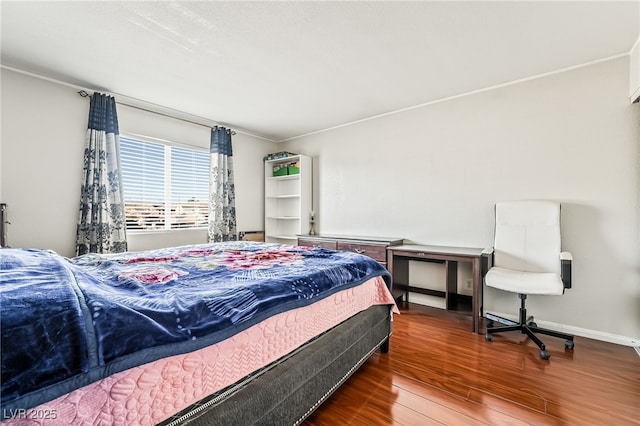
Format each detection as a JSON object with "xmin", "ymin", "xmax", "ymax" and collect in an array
[{"xmin": 161, "ymin": 304, "xmax": 393, "ymax": 426}]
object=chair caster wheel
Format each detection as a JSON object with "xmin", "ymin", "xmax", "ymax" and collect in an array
[
  {"xmin": 485, "ymin": 333, "xmax": 493, "ymax": 342},
  {"xmin": 565, "ymin": 340, "xmax": 574, "ymax": 350},
  {"xmin": 540, "ymin": 350, "xmax": 550, "ymax": 360},
  {"xmin": 527, "ymin": 321, "xmax": 537, "ymax": 327}
]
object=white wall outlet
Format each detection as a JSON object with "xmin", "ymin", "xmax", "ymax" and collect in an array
[{"xmin": 464, "ymin": 278, "xmax": 473, "ymax": 290}]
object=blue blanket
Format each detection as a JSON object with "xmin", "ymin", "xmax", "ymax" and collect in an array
[{"xmin": 0, "ymin": 242, "xmax": 390, "ymax": 414}]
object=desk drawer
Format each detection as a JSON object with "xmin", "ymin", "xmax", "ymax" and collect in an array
[
  {"xmin": 297, "ymin": 238, "xmax": 337, "ymax": 250},
  {"xmin": 337, "ymin": 242, "xmax": 386, "ymax": 262}
]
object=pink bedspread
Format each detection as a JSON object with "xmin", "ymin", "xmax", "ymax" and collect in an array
[{"xmin": 3, "ymin": 276, "xmax": 397, "ymax": 425}]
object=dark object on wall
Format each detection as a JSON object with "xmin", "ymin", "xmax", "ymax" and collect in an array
[{"xmin": 1, "ymin": 203, "xmax": 7, "ymax": 247}]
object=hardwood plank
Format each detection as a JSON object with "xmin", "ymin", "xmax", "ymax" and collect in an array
[{"xmin": 304, "ymin": 302, "xmax": 640, "ymax": 425}]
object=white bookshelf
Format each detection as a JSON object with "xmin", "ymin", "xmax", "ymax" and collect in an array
[{"xmin": 264, "ymin": 155, "xmax": 312, "ymax": 244}]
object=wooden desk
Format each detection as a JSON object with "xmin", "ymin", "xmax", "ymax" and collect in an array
[{"xmin": 387, "ymin": 244, "xmax": 484, "ymax": 334}]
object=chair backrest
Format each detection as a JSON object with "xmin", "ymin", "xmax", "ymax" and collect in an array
[{"xmin": 493, "ymin": 200, "xmax": 561, "ymax": 274}]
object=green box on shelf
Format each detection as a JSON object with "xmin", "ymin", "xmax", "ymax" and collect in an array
[
  {"xmin": 273, "ymin": 164, "xmax": 288, "ymax": 177},
  {"xmin": 287, "ymin": 164, "xmax": 300, "ymax": 175}
]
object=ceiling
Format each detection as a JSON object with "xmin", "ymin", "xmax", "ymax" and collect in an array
[{"xmin": 1, "ymin": 1, "xmax": 638, "ymax": 142}]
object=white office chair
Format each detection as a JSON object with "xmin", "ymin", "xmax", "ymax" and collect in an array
[{"xmin": 481, "ymin": 200, "xmax": 574, "ymax": 360}]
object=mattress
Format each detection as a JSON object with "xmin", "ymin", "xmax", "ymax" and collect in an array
[{"xmin": 173, "ymin": 304, "xmax": 393, "ymax": 426}]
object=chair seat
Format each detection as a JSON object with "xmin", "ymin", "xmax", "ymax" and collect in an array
[{"xmin": 485, "ymin": 266, "xmax": 564, "ymax": 295}]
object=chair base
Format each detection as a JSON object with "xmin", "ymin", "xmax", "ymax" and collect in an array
[{"xmin": 485, "ymin": 294, "xmax": 574, "ymax": 360}]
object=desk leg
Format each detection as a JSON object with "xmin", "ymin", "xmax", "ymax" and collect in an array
[
  {"xmin": 445, "ymin": 261, "xmax": 457, "ymax": 310},
  {"xmin": 397, "ymin": 257, "xmax": 409, "ymax": 302},
  {"xmin": 387, "ymin": 254, "xmax": 410, "ymax": 303},
  {"xmin": 472, "ymin": 258, "xmax": 481, "ymax": 334}
]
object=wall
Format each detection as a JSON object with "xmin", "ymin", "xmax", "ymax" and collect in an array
[
  {"xmin": 0, "ymin": 68, "xmax": 276, "ymax": 257},
  {"xmin": 282, "ymin": 57, "xmax": 640, "ymax": 343}
]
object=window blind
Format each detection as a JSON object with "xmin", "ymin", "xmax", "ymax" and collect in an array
[
  {"xmin": 170, "ymin": 146, "xmax": 209, "ymax": 229},
  {"xmin": 120, "ymin": 136, "xmax": 209, "ymax": 231}
]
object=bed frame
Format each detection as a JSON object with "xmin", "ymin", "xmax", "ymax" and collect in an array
[{"xmin": 161, "ymin": 304, "xmax": 392, "ymax": 425}]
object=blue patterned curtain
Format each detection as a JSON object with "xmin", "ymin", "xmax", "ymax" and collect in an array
[
  {"xmin": 208, "ymin": 126, "xmax": 237, "ymax": 241},
  {"xmin": 76, "ymin": 93, "xmax": 127, "ymax": 255}
]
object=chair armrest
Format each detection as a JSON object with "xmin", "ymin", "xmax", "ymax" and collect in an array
[
  {"xmin": 560, "ymin": 251, "xmax": 572, "ymax": 289},
  {"xmin": 481, "ymin": 247, "xmax": 494, "ymax": 277}
]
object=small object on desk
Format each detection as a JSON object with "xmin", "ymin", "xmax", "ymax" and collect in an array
[{"xmin": 308, "ymin": 211, "xmax": 316, "ymax": 235}]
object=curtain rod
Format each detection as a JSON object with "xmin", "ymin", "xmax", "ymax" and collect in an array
[{"xmin": 77, "ymin": 90, "xmax": 236, "ymax": 135}]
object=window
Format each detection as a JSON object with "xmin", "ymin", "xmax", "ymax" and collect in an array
[{"xmin": 120, "ymin": 136, "xmax": 209, "ymax": 231}]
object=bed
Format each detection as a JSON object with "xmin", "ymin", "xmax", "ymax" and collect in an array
[{"xmin": 1, "ymin": 241, "xmax": 397, "ymax": 425}]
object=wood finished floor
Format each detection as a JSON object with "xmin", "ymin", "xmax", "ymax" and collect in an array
[{"xmin": 303, "ymin": 302, "xmax": 639, "ymax": 426}]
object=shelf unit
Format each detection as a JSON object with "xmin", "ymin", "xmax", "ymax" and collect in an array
[{"xmin": 264, "ymin": 155, "xmax": 312, "ymax": 244}]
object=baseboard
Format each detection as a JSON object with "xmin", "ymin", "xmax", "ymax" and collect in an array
[
  {"xmin": 487, "ymin": 310, "xmax": 640, "ymax": 347},
  {"xmin": 407, "ymin": 296, "xmax": 640, "ymax": 347}
]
